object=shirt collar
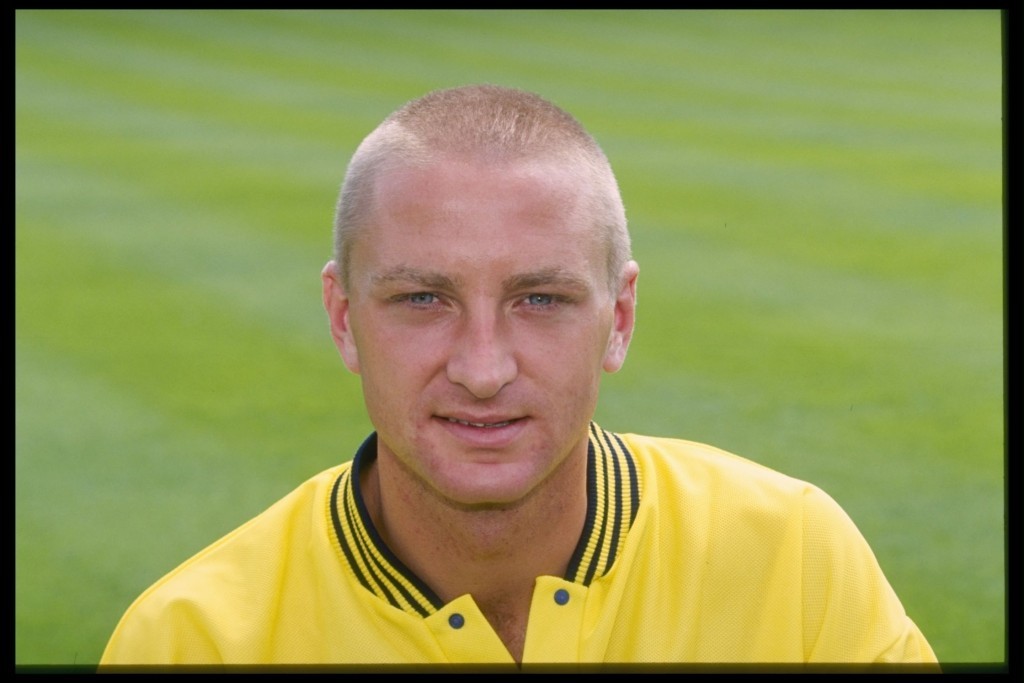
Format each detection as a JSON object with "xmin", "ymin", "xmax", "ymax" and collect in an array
[{"xmin": 328, "ymin": 422, "xmax": 641, "ymax": 617}]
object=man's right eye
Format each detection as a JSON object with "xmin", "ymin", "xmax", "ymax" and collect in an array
[{"xmin": 406, "ymin": 292, "xmax": 438, "ymax": 306}]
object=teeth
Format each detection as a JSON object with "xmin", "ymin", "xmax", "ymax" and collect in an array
[{"xmin": 448, "ymin": 418, "xmax": 512, "ymax": 428}]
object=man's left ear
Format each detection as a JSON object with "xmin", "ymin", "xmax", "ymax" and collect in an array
[{"xmin": 603, "ymin": 261, "xmax": 639, "ymax": 373}]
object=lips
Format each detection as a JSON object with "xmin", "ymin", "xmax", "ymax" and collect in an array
[
  {"xmin": 435, "ymin": 413, "xmax": 529, "ymax": 449},
  {"xmin": 446, "ymin": 417, "xmax": 516, "ymax": 428}
]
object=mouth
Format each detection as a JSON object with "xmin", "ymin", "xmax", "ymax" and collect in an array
[
  {"xmin": 445, "ymin": 417, "xmax": 517, "ymax": 429},
  {"xmin": 436, "ymin": 414, "xmax": 528, "ymax": 448}
]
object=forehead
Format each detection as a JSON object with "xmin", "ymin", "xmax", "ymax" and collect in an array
[
  {"xmin": 351, "ymin": 157, "xmax": 606, "ymax": 286},
  {"xmin": 377, "ymin": 156, "xmax": 585, "ymax": 224}
]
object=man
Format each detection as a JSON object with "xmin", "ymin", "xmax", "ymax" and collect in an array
[{"xmin": 100, "ymin": 84, "xmax": 937, "ymax": 668}]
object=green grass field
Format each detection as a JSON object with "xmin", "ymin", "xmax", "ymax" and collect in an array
[{"xmin": 15, "ymin": 10, "xmax": 1004, "ymax": 666}]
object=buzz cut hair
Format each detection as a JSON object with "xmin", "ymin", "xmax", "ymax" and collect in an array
[{"xmin": 332, "ymin": 84, "xmax": 630, "ymax": 291}]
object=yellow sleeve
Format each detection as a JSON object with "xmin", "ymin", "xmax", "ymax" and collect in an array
[
  {"xmin": 98, "ymin": 581, "xmax": 226, "ymax": 667},
  {"xmin": 800, "ymin": 486, "xmax": 938, "ymax": 666}
]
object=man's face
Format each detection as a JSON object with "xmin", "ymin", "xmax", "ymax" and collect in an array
[{"xmin": 323, "ymin": 155, "xmax": 637, "ymax": 508}]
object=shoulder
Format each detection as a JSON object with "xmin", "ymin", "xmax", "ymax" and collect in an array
[
  {"xmin": 100, "ymin": 462, "xmax": 353, "ymax": 665},
  {"xmin": 612, "ymin": 432, "xmax": 937, "ymax": 664},
  {"xmin": 619, "ymin": 431, "xmax": 816, "ymax": 500},
  {"xmin": 618, "ymin": 431, "xmax": 860, "ymax": 545},
  {"xmin": 617, "ymin": 431, "xmax": 888, "ymax": 600},
  {"xmin": 166, "ymin": 462, "xmax": 351, "ymax": 571}
]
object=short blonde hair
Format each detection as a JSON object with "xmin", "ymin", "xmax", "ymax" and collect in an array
[{"xmin": 333, "ymin": 84, "xmax": 630, "ymax": 290}]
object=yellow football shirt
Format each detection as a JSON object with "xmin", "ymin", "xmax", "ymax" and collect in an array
[{"xmin": 100, "ymin": 424, "xmax": 937, "ymax": 668}]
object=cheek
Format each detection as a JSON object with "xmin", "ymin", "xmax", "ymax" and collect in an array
[
  {"xmin": 353, "ymin": 321, "xmax": 445, "ymax": 401},
  {"xmin": 357, "ymin": 359, "xmax": 418, "ymax": 437},
  {"xmin": 526, "ymin": 327, "xmax": 607, "ymax": 391}
]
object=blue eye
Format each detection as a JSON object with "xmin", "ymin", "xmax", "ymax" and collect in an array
[
  {"xmin": 525, "ymin": 294, "xmax": 554, "ymax": 306},
  {"xmin": 407, "ymin": 293, "xmax": 438, "ymax": 305}
]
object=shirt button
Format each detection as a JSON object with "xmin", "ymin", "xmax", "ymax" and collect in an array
[
  {"xmin": 554, "ymin": 589, "xmax": 570, "ymax": 605},
  {"xmin": 448, "ymin": 613, "xmax": 465, "ymax": 629}
]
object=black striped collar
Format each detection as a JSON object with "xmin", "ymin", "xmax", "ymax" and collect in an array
[{"xmin": 328, "ymin": 422, "xmax": 641, "ymax": 617}]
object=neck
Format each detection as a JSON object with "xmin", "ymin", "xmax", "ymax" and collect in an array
[{"xmin": 359, "ymin": 442, "xmax": 589, "ymax": 662}]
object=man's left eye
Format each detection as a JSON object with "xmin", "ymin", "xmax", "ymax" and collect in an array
[{"xmin": 525, "ymin": 294, "xmax": 554, "ymax": 306}]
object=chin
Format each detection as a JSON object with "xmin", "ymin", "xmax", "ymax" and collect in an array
[{"xmin": 431, "ymin": 461, "xmax": 549, "ymax": 511}]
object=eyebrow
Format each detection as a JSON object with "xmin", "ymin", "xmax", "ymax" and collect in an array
[
  {"xmin": 502, "ymin": 267, "xmax": 592, "ymax": 293},
  {"xmin": 371, "ymin": 267, "xmax": 461, "ymax": 291},
  {"xmin": 370, "ymin": 266, "xmax": 591, "ymax": 293}
]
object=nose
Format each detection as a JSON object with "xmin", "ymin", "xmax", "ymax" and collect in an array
[{"xmin": 446, "ymin": 309, "xmax": 518, "ymax": 399}]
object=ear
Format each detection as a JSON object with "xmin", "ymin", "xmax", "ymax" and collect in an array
[
  {"xmin": 321, "ymin": 261, "xmax": 361, "ymax": 374},
  {"xmin": 603, "ymin": 260, "xmax": 639, "ymax": 373}
]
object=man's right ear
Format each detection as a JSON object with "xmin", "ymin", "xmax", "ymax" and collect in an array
[{"xmin": 321, "ymin": 261, "xmax": 360, "ymax": 374}]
